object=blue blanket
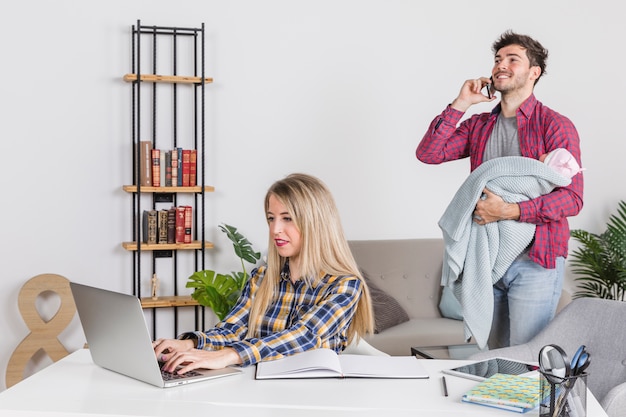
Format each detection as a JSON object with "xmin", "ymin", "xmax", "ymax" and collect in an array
[{"xmin": 438, "ymin": 156, "xmax": 571, "ymax": 349}]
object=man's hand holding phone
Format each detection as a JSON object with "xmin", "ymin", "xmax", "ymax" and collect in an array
[{"xmin": 451, "ymin": 76, "xmax": 496, "ymax": 112}]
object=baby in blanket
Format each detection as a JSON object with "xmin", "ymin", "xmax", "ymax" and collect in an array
[{"xmin": 540, "ymin": 148, "xmax": 584, "ymax": 179}]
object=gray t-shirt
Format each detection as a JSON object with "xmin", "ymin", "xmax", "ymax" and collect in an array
[
  {"xmin": 482, "ymin": 113, "xmax": 531, "ymax": 257},
  {"xmin": 483, "ymin": 114, "xmax": 521, "ymax": 161}
]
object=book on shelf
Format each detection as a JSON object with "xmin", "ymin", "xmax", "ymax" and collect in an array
[
  {"xmin": 176, "ymin": 148, "xmax": 183, "ymax": 186},
  {"xmin": 462, "ymin": 373, "xmax": 543, "ymax": 413},
  {"xmin": 255, "ymin": 348, "xmax": 429, "ymax": 380},
  {"xmin": 182, "ymin": 149, "xmax": 191, "ymax": 187},
  {"xmin": 139, "ymin": 141, "xmax": 152, "ymax": 186},
  {"xmin": 167, "ymin": 206, "xmax": 176, "ymax": 244},
  {"xmin": 151, "ymin": 149, "xmax": 160, "ymax": 187},
  {"xmin": 171, "ymin": 150, "xmax": 178, "ymax": 187},
  {"xmin": 189, "ymin": 149, "xmax": 197, "ymax": 187},
  {"xmin": 142, "ymin": 210, "xmax": 158, "ymax": 244},
  {"xmin": 159, "ymin": 151, "xmax": 166, "ymax": 188},
  {"xmin": 165, "ymin": 151, "xmax": 172, "ymax": 187},
  {"xmin": 157, "ymin": 209, "xmax": 168, "ymax": 244},
  {"xmin": 175, "ymin": 206, "xmax": 186, "ymax": 243},
  {"xmin": 183, "ymin": 205, "xmax": 192, "ymax": 243}
]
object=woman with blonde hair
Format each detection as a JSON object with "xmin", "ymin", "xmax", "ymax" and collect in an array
[{"xmin": 154, "ymin": 173, "xmax": 374, "ymax": 374}]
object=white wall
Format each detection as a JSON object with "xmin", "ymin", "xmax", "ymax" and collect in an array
[{"xmin": 1, "ymin": 0, "xmax": 624, "ymax": 391}]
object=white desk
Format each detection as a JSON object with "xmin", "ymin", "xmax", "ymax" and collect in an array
[{"xmin": 0, "ymin": 349, "xmax": 608, "ymax": 417}]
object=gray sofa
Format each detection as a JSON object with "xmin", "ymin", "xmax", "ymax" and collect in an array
[{"xmin": 349, "ymin": 238, "xmax": 468, "ymax": 356}]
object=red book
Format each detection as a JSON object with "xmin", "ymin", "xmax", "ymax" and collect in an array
[
  {"xmin": 189, "ymin": 149, "xmax": 197, "ymax": 187},
  {"xmin": 183, "ymin": 205, "xmax": 192, "ymax": 243},
  {"xmin": 175, "ymin": 206, "xmax": 186, "ymax": 243},
  {"xmin": 182, "ymin": 149, "xmax": 191, "ymax": 187},
  {"xmin": 151, "ymin": 149, "xmax": 160, "ymax": 187}
]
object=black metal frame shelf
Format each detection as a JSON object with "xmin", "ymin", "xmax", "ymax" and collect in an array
[{"xmin": 123, "ymin": 20, "xmax": 211, "ymax": 338}]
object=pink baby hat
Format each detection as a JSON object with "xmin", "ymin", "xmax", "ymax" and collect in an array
[{"xmin": 544, "ymin": 148, "xmax": 585, "ymax": 179}]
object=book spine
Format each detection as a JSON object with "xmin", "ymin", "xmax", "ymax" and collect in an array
[
  {"xmin": 184, "ymin": 205, "xmax": 192, "ymax": 243},
  {"xmin": 175, "ymin": 206, "xmax": 186, "ymax": 243},
  {"xmin": 139, "ymin": 141, "xmax": 152, "ymax": 186},
  {"xmin": 151, "ymin": 149, "xmax": 160, "ymax": 187},
  {"xmin": 157, "ymin": 209, "xmax": 168, "ymax": 244},
  {"xmin": 159, "ymin": 151, "xmax": 166, "ymax": 188},
  {"xmin": 464, "ymin": 395, "xmax": 533, "ymax": 409},
  {"xmin": 171, "ymin": 150, "xmax": 178, "ymax": 188},
  {"xmin": 165, "ymin": 151, "xmax": 172, "ymax": 187},
  {"xmin": 189, "ymin": 149, "xmax": 197, "ymax": 187},
  {"xmin": 462, "ymin": 398, "xmax": 526, "ymax": 413},
  {"xmin": 182, "ymin": 149, "xmax": 191, "ymax": 187},
  {"xmin": 167, "ymin": 207, "xmax": 176, "ymax": 244},
  {"xmin": 142, "ymin": 210, "xmax": 149, "ymax": 243},
  {"xmin": 143, "ymin": 210, "xmax": 157, "ymax": 244},
  {"xmin": 176, "ymin": 148, "xmax": 183, "ymax": 186}
]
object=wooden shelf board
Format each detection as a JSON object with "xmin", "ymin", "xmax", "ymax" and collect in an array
[
  {"xmin": 123, "ymin": 73, "xmax": 213, "ymax": 84},
  {"xmin": 122, "ymin": 185, "xmax": 215, "ymax": 193},
  {"xmin": 140, "ymin": 295, "xmax": 200, "ymax": 308},
  {"xmin": 122, "ymin": 241, "xmax": 214, "ymax": 251}
]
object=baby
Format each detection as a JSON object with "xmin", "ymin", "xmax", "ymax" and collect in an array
[{"xmin": 539, "ymin": 148, "xmax": 584, "ymax": 179}]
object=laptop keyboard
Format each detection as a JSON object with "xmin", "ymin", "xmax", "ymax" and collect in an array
[{"xmin": 160, "ymin": 367, "xmax": 203, "ymax": 381}]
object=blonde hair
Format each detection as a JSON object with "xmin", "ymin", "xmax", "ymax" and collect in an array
[{"xmin": 247, "ymin": 173, "xmax": 374, "ymax": 344}]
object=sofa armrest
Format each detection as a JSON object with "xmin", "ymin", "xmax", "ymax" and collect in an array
[
  {"xmin": 601, "ymin": 381, "xmax": 626, "ymax": 417},
  {"xmin": 468, "ymin": 343, "xmax": 535, "ymax": 363}
]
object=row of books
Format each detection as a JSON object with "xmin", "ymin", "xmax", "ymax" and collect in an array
[
  {"xmin": 139, "ymin": 141, "xmax": 197, "ymax": 187},
  {"xmin": 142, "ymin": 206, "xmax": 192, "ymax": 245}
]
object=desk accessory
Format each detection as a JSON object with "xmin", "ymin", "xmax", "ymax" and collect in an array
[{"xmin": 538, "ymin": 344, "xmax": 590, "ymax": 417}]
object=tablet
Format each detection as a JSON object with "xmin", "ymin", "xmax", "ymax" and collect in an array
[{"xmin": 442, "ymin": 357, "xmax": 540, "ymax": 382}]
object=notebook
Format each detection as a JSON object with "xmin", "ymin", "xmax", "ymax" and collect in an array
[{"xmin": 69, "ymin": 282, "xmax": 243, "ymax": 388}]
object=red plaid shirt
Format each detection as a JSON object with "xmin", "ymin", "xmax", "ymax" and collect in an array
[{"xmin": 417, "ymin": 94, "xmax": 583, "ymax": 269}]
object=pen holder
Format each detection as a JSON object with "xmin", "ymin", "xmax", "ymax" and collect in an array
[{"xmin": 539, "ymin": 372, "xmax": 587, "ymax": 417}]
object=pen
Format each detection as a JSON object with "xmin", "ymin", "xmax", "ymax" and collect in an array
[{"xmin": 442, "ymin": 376, "xmax": 449, "ymax": 397}]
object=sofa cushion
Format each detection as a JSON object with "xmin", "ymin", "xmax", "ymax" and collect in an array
[
  {"xmin": 363, "ymin": 270, "xmax": 410, "ymax": 333},
  {"xmin": 349, "ymin": 239, "xmax": 447, "ymax": 320},
  {"xmin": 438, "ymin": 286, "xmax": 463, "ymax": 320}
]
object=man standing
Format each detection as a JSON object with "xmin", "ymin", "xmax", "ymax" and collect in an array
[{"xmin": 416, "ymin": 30, "xmax": 583, "ymax": 348}]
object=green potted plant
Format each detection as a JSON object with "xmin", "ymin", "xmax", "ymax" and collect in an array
[
  {"xmin": 569, "ymin": 200, "xmax": 626, "ymax": 301},
  {"xmin": 186, "ymin": 224, "xmax": 261, "ymax": 320}
]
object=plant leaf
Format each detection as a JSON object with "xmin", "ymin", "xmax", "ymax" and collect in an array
[
  {"xmin": 186, "ymin": 270, "xmax": 240, "ymax": 320},
  {"xmin": 220, "ymin": 223, "xmax": 261, "ymax": 264},
  {"xmin": 186, "ymin": 224, "xmax": 261, "ymax": 319},
  {"xmin": 570, "ymin": 200, "xmax": 626, "ymax": 301}
]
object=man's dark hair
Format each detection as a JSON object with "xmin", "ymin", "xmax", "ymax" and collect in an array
[{"xmin": 492, "ymin": 30, "xmax": 548, "ymax": 84}]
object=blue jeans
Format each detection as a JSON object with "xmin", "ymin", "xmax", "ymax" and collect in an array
[{"xmin": 488, "ymin": 254, "xmax": 565, "ymax": 349}]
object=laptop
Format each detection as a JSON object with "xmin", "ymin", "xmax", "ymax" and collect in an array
[{"xmin": 70, "ymin": 282, "xmax": 243, "ymax": 388}]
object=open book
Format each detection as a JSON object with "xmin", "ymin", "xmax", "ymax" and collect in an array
[{"xmin": 255, "ymin": 348, "xmax": 429, "ymax": 380}]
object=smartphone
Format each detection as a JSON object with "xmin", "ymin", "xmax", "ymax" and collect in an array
[{"xmin": 485, "ymin": 76, "xmax": 493, "ymax": 99}]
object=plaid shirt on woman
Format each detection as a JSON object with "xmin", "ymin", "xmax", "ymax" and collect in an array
[{"xmin": 181, "ymin": 264, "xmax": 362, "ymax": 366}]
